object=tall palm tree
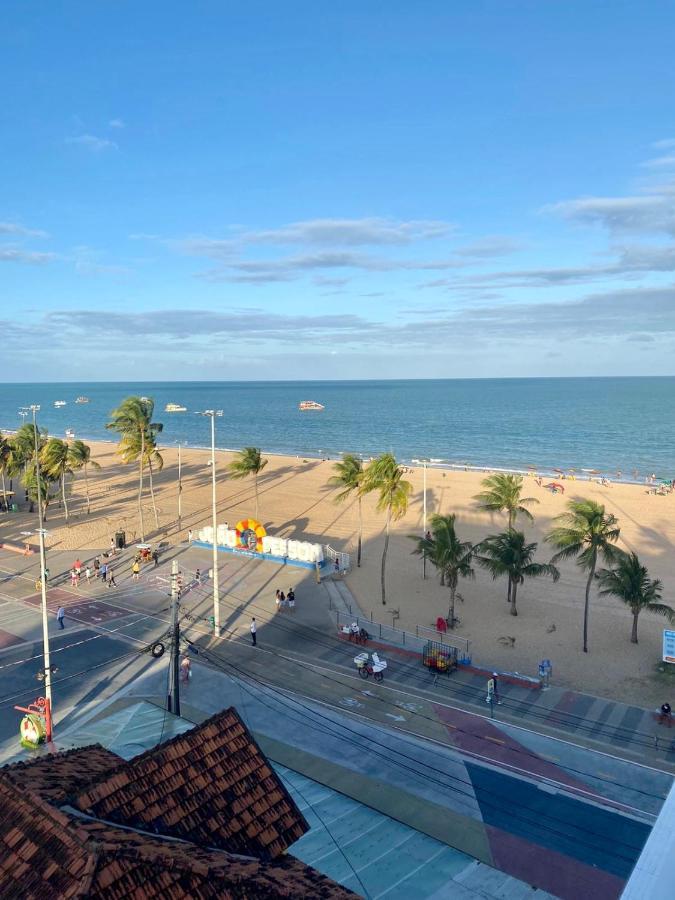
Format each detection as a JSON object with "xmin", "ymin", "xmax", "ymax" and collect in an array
[
  {"xmin": 227, "ymin": 448, "xmax": 268, "ymax": 519},
  {"xmin": 474, "ymin": 473, "xmax": 539, "ymax": 529},
  {"xmin": 40, "ymin": 438, "xmax": 75, "ymax": 523},
  {"xmin": 69, "ymin": 440, "xmax": 100, "ymax": 515},
  {"xmin": 477, "ymin": 530, "xmax": 559, "ymax": 616},
  {"xmin": 0, "ymin": 432, "xmax": 11, "ymax": 510},
  {"xmin": 118, "ymin": 429, "xmax": 164, "ymax": 529},
  {"xmin": 596, "ymin": 552, "xmax": 674, "ymax": 644},
  {"xmin": 328, "ymin": 454, "xmax": 365, "ymax": 567},
  {"xmin": 546, "ymin": 499, "xmax": 621, "ymax": 653},
  {"xmin": 12, "ymin": 423, "xmax": 46, "ymax": 475},
  {"xmin": 410, "ymin": 513, "xmax": 474, "ymax": 627},
  {"xmin": 362, "ymin": 453, "xmax": 412, "ymax": 606},
  {"xmin": 106, "ymin": 396, "xmax": 163, "ymax": 540}
]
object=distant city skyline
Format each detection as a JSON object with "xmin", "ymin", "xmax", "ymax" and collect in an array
[{"xmin": 2, "ymin": 2, "xmax": 675, "ymax": 380}]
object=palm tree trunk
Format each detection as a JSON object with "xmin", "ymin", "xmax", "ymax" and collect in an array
[
  {"xmin": 1, "ymin": 471, "xmax": 7, "ymax": 510},
  {"xmin": 631, "ymin": 610, "xmax": 639, "ymax": 644},
  {"xmin": 357, "ymin": 495, "xmax": 362, "ymax": 567},
  {"xmin": 138, "ymin": 430, "xmax": 145, "ymax": 541},
  {"xmin": 440, "ymin": 570, "xmax": 445, "ymax": 587},
  {"xmin": 381, "ymin": 508, "xmax": 390, "ymax": 605},
  {"xmin": 510, "ymin": 579, "xmax": 518, "ymax": 616},
  {"xmin": 61, "ymin": 472, "xmax": 69, "ymax": 523},
  {"xmin": 508, "ymin": 509, "xmax": 514, "ymax": 529},
  {"xmin": 582, "ymin": 556, "xmax": 596, "ymax": 653},
  {"xmin": 507, "ymin": 578, "xmax": 512, "ymax": 604},
  {"xmin": 148, "ymin": 458, "xmax": 159, "ymax": 529},
  {"xmin": 84, "ymin": 462, "xmax": 90, "ymax": 514},
  {"xmin": 448, "ymin": 576, "xmax": 457, "ymax": 628}
]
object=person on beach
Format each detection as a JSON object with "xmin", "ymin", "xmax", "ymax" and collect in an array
[
  {"xmin": 107, "ymin": 568, "xmax": 117, "ymax": 588},
  {"xmin": 56, "ymin": 606, "xmax": 65, "ymax": 630},
  {"xmin": 250, "ymin": 617, "xmax": 257, "ymax": 646},
  {"xmin": 132, "ymin": 560, "xmax": 140, "ymax": 581}
]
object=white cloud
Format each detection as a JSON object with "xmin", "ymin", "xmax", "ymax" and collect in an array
[
  {"xmin": 641, "ymin": 155, "xmax": 675, "ymax": 169},
  {"xmin": 0, "ymin": 221, "xmax": 48, "ymax": 238},
  {"xmin": 66, "ymin": 133, "xmax": 118, "ymax": 152},
  {"xmin": 0, "ymin": 247, "xmax": 55, "ymax": 264},
  {"xmin": 235, "ymin": 217, "xmax": 452, "ymax": 247},
  {"xmin": 108, "ymin": 118, "xmax": 125, "ymax": 129}
]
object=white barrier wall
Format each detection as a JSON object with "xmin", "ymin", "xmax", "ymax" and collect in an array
[{"xmin": 200, "ymin": 526, "xmax": 324, "ymax": 563}]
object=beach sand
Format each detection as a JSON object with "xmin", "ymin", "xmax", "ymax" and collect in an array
[{"xmin": 2, "ymin": 439, "xmax": 674, "ymax": 706}]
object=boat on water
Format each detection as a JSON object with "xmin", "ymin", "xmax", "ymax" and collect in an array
[
  {"xmin": 54, "ymin": 400, "xmax": 66, "ymax": 407},
  {"xmin": 165, "ymin": 402, "xmax": 188, "ymax": 412},
  {"xmin": 65, "ymin": 428, "xmax": 75, "ymax": 439},
  {"xmin": 75, "ymin": 396, "xmax": 89, "ymax": 404},
  {"xmin": 140, "ymin": 396, "xmax": 151, "ymax": 402},
  {"xmin": 299, "ymin": 400, "xmax": 325, "ymax": 411}
]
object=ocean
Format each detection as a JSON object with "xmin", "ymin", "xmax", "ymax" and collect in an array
[{"xmin": 1, "ymin": 378, "xmax": 674, "ymax": 479}]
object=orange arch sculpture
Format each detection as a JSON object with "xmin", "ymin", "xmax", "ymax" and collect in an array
[{"xmin": 235, "ymin": 518, "xmax": 267, "ymax": 552}]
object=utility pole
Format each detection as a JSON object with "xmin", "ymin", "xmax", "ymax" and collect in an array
[
  {"xmin": 203, "ymin": 410, "xmax": 222, "ymax": 637},
  {"xmin": 31, "ymin": 405, "xmax": 53, "ymax": 741},
  {"xmin": 167, "ymin": 558, "xmax": 181, "ymax": 716}
]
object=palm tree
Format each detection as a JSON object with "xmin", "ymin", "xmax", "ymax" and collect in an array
[
  {"xmin": 69, "ymin": 440, "xmax": 100, "ymax": 514},
  {"xmin": 362, "ymin": 453, "xmax": 412, "ymax": 606},
  {"xmin": 410, "ymin": 513, "xmax": 474, "ymax": 627},
  {"xmin": 547, "ymin": 499, "xmax": 621, "ymax": 653},
  {"xmin": 106, "ymin": 397, "xmax": 163, "ymax": 540},
  {"xmin": 227, "ymin": 448, "xmax": 268, "ymax": 519},
  {"xmin": 40, "ymin": 438, "xmax": 75, "ymax": 523},
  {"xmin": 474, "ymin": 473, "xmax": 539, "ymax": 529},
  {"xmin": 118, "ymin": 429, "xmax": 164, "ymax": 529},
  {"xmin": 12, "ymin": 423, "xmax": 46, "ymax": 475},
  {"xmin": 0, "ymin": 432, "xmax": 11, "ymax": 510},
  {"xmin": 22, "ymin": 468, "xmax": 54, "ymax": 521},
  {"xmin": 329, "ymin": 454, "xmax": 365, "ymax": 567},
  {"xmin": 477, "ymin": 530, "xmax": 559, "ymax": 616},
  {"xmin": 596, "ymin": 552, "xmax": 675, "ymax": 644}
]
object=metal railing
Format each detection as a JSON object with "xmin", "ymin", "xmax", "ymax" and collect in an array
[
  {"xmin": 324, "ymin": 545, "xmax": 351, "ymax": 574},
  {"xmin": 335, "ymin": 610, "xmax": 471, "ymax": 660}
]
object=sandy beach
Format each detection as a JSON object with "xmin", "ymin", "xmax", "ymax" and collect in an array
[{"xmin": 2, "ymin": 437, "xmax": 674, "ymax": 707}]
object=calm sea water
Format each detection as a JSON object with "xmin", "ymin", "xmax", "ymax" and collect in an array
[{"xmin": 1, "ymin": 378, "xmax": 674, "ymax": 478}]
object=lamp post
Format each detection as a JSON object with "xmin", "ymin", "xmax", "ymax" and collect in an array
[
  {"xmin": 201, "ymin": 410, "xmax": 223, "ymax": 637},
  {"xmin": 421, "ymin": 458, "xmax": 429, "ymax": 579},
  {"xmin": 29, "ymin": 405, "xmax": 53, "ymax": 740}
]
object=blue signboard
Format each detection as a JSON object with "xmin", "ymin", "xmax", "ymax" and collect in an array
[{"xmin": 663, "ymin": 629, "xmax": 675, "ymax": 664}]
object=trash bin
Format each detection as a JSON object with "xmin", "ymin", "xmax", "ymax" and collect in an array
[{"xmin": 115, "ymin": 531, "xmax": 126, "ymax": 550}]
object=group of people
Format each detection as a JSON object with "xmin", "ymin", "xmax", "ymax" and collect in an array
[
  {"xmin": 274, "ymin": 587, "xmax": 296, "ymax": 613},
  {"xmin": 68, "ymin": 557, "xmax": 118, "ymax": 588}
]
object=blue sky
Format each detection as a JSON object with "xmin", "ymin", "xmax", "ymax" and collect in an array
[{"xmin": 2, "ymin": 1, "xmax": 675, "ymax": 380}]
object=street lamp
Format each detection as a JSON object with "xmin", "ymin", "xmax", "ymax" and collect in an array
[
  {"xmin": 27, "ymin": 405, "xmax": 54, "ymax": 740},
  {"xmin": 420, "ymin": 458, "xmax": 430, "ymax": 580},
  {"xmin": 200, "ymin": 410, "xmax": 223, "ymax": 637}
]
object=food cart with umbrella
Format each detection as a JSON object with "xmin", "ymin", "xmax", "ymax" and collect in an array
[{"xmin": 136, "ymin": 543, "xmax": 153, "ymax": 562}]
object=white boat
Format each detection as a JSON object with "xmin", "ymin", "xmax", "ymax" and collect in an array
[
  {"xmin": 54, "ymin": 400, "xmax": 66, "ymax": 407},
  {"xmin": 75, "ymin": 396, "xmax": 89, "ymax": 404},
  {"xmin": 65, "ymin": 428, "xmax": 75, "ymax": 438},
  {"xmin": 165, "ymin": 402, "xmax": 187, "ymax": 412},
  {"xmin": 140, "ymin": 396, "xmax": 151, "ymax": 402},
  {"xmin": 299, "ymin": 400, "xmax": 325, "ymax": 411}
]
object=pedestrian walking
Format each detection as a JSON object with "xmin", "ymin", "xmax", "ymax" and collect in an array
[
  {"xmin": 195, "ymin": 568, "xmax": 201, "ymax": 583},
  {"xmin": 250, "ymin": 617, "xmax": 257, "ymax": 646},
  {"xmin": 94, "ymin": 557, "xmax": 100, "ymax": 578},
  {"xmin": 492, "ymin": 672, "xmax": 503, "ymax": 705},
  {"xmin": 280, "ymin": 591, "xmax": 288, "ymax": 612},
  {"xmin": 56, "ymin": 606, "xmax": 65, "ymax": 630},
  {"xmin": 100, "ymin": 562, "xmax": 108, "ymax": 583},
  {"xmin": 180, "ymin": 656, "xmax": 192, "ymax": 682},
  {"xmin": 275, "ymin": 589, "xmax": 281, "ymax": 613},
  {"xmin": 107, "ymin": 568, "xmax": 117, "ymax": 588},
  {"xmin": 658, "ymin": 702, "xmax": 673, "ymax": 726},
  {"xmin": 132, "ymin": 560, "xmax": 140, "ymax": 581},
  {"xmin": 188, "ymin": 528, "xmax": 193, "ymax": 544},
  {"xmin": 288, "ymin": 587, "xmax": 295, "ymax": 612},
  {"xmin": 110, "ymin": 537, "xmax": 116, "ymax": 556},
  {"xmin": 152, "ymin": 549, "xmax": 159, "ymax": 567},
  {"xmin": 74, "ymin": 558, "xmax": 83, "ymax": 575},
  {"xmin": 70, "ymin": 568, "xmax": 79, "ymax": 588},
  {"xmin": 85, "ymin": 566, "xmax": 92, "ymax": 585}
]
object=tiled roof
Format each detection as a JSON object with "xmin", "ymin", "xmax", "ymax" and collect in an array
[
  {"xmin": 0, "ymin": 707, "xmax": 355, "ymax": 898},
  {"xmin": 73, "ymin": 708, "xmax": 307, "ymax": 860}
]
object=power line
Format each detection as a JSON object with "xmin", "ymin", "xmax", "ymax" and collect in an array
[{"xmin": 198, "ymin": 646, "xmax": 650, "ymax": 864}]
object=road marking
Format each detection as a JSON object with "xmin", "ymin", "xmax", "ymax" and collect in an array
[
  {"xmin": 485, "ymin": 736, "xmax": 506, "ymax": 745},
  {"xmin": 385, "ymin": 713, "xmax": 406, "ymax": 722}
]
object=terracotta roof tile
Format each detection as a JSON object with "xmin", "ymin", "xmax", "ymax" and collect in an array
[
  {"xmin": 0, "ymin": 708, "xmax": 356, "ymax": 898},
  {"xmin": 72, "ymin": 707, "xmax": 309, "ymax": 860}
]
